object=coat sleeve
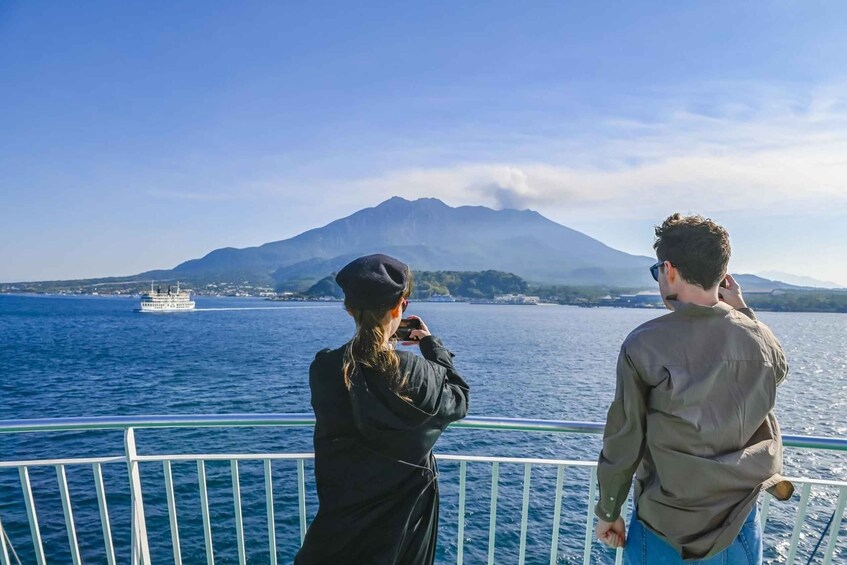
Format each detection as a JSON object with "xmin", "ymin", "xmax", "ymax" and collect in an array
[
  {"xmin": 773, "ymin": 341, "xmax": 789, "ymax": 386},
  {"xmin": 740, "ymin": 310, "xmax": 789, "ymax": 386},
  {"xmin": 760, "ymin": 324, "xmax": 789, "ymax": 386},
  {"xmin": 595, "ymin": 345, "xmax": 648, "ymax": 522},
  {"xmin": 407, "ymin": 336, "xmax": 470, "ymax": 427}
]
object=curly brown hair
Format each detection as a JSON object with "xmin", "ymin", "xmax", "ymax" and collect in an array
[{"xmin": 653, "ymin": 213, "xmax": 731, "ymax": 290}]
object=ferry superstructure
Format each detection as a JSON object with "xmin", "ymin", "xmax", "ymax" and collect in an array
[{"xmin": 138, "ymin": 281, "xmax": 195, "ymax": 312}]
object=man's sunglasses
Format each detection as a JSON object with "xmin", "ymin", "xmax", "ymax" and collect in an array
[{"xmin": 650, "ymin": 260, "xmax": 665, "ymax": 282}]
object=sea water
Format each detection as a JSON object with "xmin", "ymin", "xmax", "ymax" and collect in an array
[{"xmin": 0, "ymin": 295, "xmax": 845, "ymax": 563}]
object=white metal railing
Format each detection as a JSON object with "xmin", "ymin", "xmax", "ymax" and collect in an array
[{"xmin": 0, "ymin": 415, "xmax": 845, "ymax": 565}]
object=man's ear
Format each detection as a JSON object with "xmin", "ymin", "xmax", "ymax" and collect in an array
[{"xmin": 666, "ymin": 261, "xmax": 676, "ymax": 284}]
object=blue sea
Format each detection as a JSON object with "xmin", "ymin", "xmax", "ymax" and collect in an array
[{"xmin": 0, "ymin": 294, "xmax": 845, "ymax": 564}]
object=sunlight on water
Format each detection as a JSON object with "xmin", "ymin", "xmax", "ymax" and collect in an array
[{"xmin": 0, "ymin": 295, "xmax": 844, "ymax": 564}]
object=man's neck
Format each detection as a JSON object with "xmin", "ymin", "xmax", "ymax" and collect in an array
[{"xmin": 672, "ymin": 285, "xmax": 720, "ymax": 307}]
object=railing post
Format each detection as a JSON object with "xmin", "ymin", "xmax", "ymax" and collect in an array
[
  {"xmin": 583, "ymin": 466, "xmax": 597, "ymax": 565},
  {"xmin": 0, "ymin": 510, "xmax": 11, "ymax": 565},
  {"xmin": 125, "ymin": 428, "xmax": 151, "ymax": 565},
  {"xmin": 19, "ymin": 466, "xmax": 46, "ymax": 565}
]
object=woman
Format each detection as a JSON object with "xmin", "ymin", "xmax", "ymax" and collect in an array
[{"xmin": 295, "ymin": 254, "xmax": 470, "ymax": 565}]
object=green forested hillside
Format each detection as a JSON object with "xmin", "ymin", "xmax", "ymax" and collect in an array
[{"xmin": 411, "ymin": 270, "xmax": 528, "ymax": 299}]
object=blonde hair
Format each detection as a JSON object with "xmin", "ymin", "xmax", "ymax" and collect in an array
[{"xmin": 342, "ymin": 274, "xmax": 413, "ymax": 396}]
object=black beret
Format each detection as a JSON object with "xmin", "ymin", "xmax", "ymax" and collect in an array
[{"xmin": 335, "ymin": 254, "xmax": 409, "ymax": 311}]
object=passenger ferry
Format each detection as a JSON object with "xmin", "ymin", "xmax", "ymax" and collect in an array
[{"xmin": 137, "ymin": 281, "xmax": 195, "ymax": 312}]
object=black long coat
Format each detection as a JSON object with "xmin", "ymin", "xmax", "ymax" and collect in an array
[{"xmin": 294, "ymin": 335, "xmax": 470, "ymax": 565}]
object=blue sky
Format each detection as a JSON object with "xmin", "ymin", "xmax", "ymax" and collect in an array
[{"xmin": 2, "ymin": 1, "xmax": 847, "ymax": 285}]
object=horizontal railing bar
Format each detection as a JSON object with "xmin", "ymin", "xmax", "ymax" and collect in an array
[
  {"xmin": 783, "ymin": 476, "xmax": 847, "ymax": 488},
  {"xmin": 7, "ymin": 453, "xmax": 846, "ymax": 489},
  {"xmin": 140, "ymin": 454, "xmax": 597, "ymax": 467},
  {"xmin": 0, "ymin": 456, "xmax": 125, "ymax": 469},
  {"xmin": 455, "ymin": 417, "xmax": 606, "ymax": 434},
  {"xmin": 12, "ymin": 453, "xmax": 847, "ymax": 487},
  {"xmin": 136, "ymin": 454, "xmax": 315, "ymax": 463},
  {"xmin": 0, "ymin": 453, "xmax": 590, "ymax": 470},
  {"xmin": 0, "ymin": 414, "xmax": 845, "ymax": 452},
  {"xmin": 437, "ymin": 455, "xmax": 596, "ymax": 466},
  {"xmin": 0, "ymin": 414, "xmax": 317, "ymax": 433},
  {"xmin": 782, "ymin": 434, "xmax": 847, "ymax": 452}
]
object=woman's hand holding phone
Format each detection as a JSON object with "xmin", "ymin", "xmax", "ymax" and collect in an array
[{"xmin": 401, "ymin": 315, "xmax": 431, "ymax": 346}]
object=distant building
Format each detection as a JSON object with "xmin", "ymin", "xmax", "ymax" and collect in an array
[
  {"xmin": 632, "ymin": 291, "xmax": 663, "ymax": 305},
  {"xmin": 606, "ymin": 291, "xmax": 663, "ymax": 308},
  {"xmin": 494, "ymin": 294, "xmax": 540, "ymax": 305}
]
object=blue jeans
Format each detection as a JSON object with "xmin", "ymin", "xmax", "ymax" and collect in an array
[{"xmin": 624, "ymin": 505, "xmax": 762, "ymax": 564}]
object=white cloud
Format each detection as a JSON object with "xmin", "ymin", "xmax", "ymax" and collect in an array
[{"xmin": 343, "ymin": 86, "xmax": 847, "ymax": 220}]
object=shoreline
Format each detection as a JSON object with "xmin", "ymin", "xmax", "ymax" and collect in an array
[{"xmin": 2, "ymin": 292, "xmax": 846, "ymax": 314}]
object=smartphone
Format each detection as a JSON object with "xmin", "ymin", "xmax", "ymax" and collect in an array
[{"xmin": 393, "ymin": 318, "xmax": 422, "ymax": 341}]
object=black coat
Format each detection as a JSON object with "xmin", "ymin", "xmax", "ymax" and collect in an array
[{"xmin": 295, "ymin": 336, "xmax": 470, "ymax": 565}]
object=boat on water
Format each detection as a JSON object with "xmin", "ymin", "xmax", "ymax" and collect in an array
[{"xmin": 137, "ymin": 281, "xmax": 195, "ymax": 312}]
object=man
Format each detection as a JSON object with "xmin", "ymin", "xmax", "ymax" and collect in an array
[{"xmin": 594, "ymin": 214, "xmax": 793, "ymax": 563}]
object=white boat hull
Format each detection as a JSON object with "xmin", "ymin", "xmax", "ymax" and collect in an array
[{"xmin": 137, "ymin": 301, "xmax": 196, "ymax": 313}]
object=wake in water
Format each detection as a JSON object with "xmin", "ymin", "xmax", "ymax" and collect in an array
[{"xmin": 193, "ymin": 305, "xmax": 338, "ymax": 311}]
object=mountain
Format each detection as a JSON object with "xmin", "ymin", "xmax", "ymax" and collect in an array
[
  {"xmin": 304, "ymin": 275, "xmax": 344, "ymax": 299},
  {"xmin": 732, "ymin": 274, "xmax": 807, "ymax": 292},
  {"xmin": 5, "ymin": 198, "xmax": 822, "ymax": 294},
  {"xmin": 756, "ymin": 271, "xmax": 844, "ymax": 290},
  {"xmin": 153, "ymin": 197, "xmax": 656, "ymax": 288}
]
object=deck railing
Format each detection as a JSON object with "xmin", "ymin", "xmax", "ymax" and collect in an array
[{"xmin": 0, "ymin": 415, "xmax": 845, "ymax": 565}]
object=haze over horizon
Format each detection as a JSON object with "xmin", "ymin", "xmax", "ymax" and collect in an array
[{"xmin": 2, "ymin": 2, "xmax": 847, "ymax": 285}]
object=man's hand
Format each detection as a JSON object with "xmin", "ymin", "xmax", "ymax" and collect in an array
[
  {"xmin": 596, "ymin": 517, "xmax": 626, "ymax": 549},
  {"xmin": 718, "ymin": 273, "xmax": 748, "ymax": 310}
]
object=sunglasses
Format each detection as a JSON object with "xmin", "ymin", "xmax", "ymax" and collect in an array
[
  {"xmin": 650, "ymin": 260, "xmax": 665, "ymax": 282},
  {"xmin": 402, "ymin": 298, "xmax": 409, "ymax": 313}
]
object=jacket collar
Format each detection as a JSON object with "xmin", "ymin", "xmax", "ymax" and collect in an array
[{"xmin": 668, "ymin": 300, "xmax": 733, "ymax": 317}]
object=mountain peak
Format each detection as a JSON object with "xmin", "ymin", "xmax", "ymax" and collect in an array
[
  {"xmin": 374, "ymin": 197, "xmax": 543, "ymax": 218},
  {"xmin": 375, "ymin": 196, "xmax": 450, "ymax": 210}
]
